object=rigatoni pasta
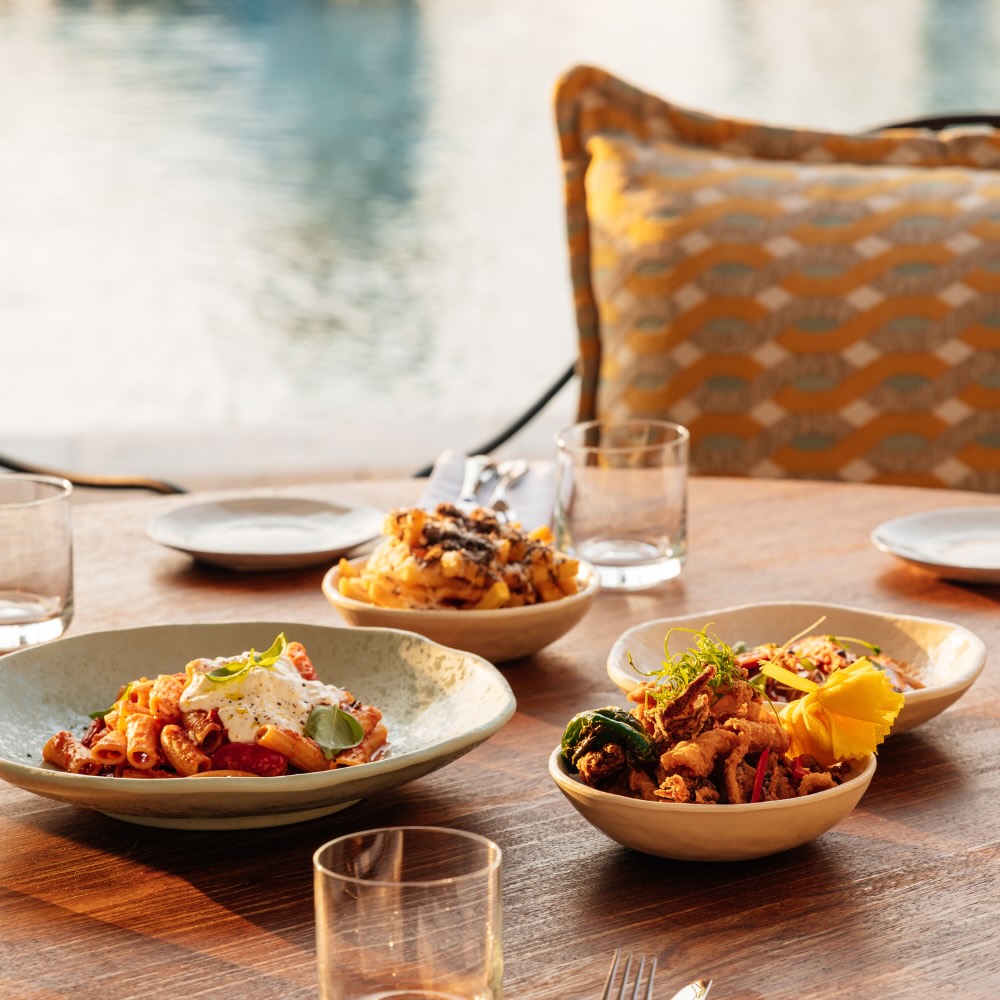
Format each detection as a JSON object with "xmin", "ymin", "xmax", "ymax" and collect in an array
[{"xmin": 41, "ymin": 633, "xmax": 388, "ymax": 779}]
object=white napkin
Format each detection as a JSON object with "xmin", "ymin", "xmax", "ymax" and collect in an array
[{"xmin": 417, "ymin": 449, "xmax": 556, "ymax": 532}]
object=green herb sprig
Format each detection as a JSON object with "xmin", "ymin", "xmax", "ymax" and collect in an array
[
  {"xmin": 826, "ymin": 634, "xmax": 882, "ymax": 656},
  {"xmin": 629, "ymin": 624, "xmax": 744, "ymax": 702},
  {"xmin": 205, "ymin": 632, "xmax": 288, "ymax": 684}
]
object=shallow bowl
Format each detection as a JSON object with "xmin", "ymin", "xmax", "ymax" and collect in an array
[
  {"xmin": 322, "ymin": 558, "xmax": 599, "ymax": 663},
  {"xmin": 0, "ymin": 621, "xmax": 515, "ymax": 830},
  {"xmin": 606, "ymin": 601, "xmax": 986, "ymax": 734},
  {"xmin": 549, "ymin": 746, "xmax": 876, "ymax": 862}
]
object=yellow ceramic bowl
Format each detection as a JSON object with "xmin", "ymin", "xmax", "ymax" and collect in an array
[{"xmin": 322, "ymin": 557, "xmax": 599, "ymax": 663}]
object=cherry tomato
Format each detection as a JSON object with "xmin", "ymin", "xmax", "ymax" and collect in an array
[{"xmin": 210, "ymin": 742, "xmax": 289, "ymax": 776}]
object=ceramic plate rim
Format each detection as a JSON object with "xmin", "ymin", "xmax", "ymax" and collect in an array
[
  {"xmin": 146, "ymin": 496, "xmax": 383, "ymax": 568},
  {"xmin": 871, "ymin": 506, "xmax": 1000, "ymax": 580},
  {"xmin": 606, "ymin": 600, "xmax": 986, "ymax": 712}
]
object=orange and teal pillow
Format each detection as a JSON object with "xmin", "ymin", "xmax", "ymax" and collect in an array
[{"xmin": 555, "ymin": 65, "xmax": 1000, "ymax": 489}]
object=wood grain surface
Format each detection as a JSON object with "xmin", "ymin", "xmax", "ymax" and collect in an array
[{"xmin": 2, "ymin": 477, "xmax": 999, "ymax": 999}]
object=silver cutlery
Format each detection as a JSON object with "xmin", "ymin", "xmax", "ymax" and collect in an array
[
  {"xmin": 457, "ymin": 454, "xmax": 497, "ymax": 510},
  {"xmin": 601, "ymin": 947, "xmax": 657, "ymax": 1000},
  {"xmin": 487, "ymin": 457, "xmax": 528, "ymax": 523},
  {"xmin": 668, "ymin": 977, "xmax": 713, "ymax": 1000}
]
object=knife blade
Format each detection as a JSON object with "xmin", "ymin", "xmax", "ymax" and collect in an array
[{"xmin": 669, "ymin": 979, "xmax": 712, "ymax": 1000}]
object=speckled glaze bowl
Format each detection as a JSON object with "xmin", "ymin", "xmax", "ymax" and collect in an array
[{"xmin": 0, "ymin": 622, "xmax": 515, "ymax": 829}]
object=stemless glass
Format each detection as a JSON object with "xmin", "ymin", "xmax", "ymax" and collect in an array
[
  {"xmin": 555, "ymin": 419, "xmax": 689, "ymax": 590},
  {"xmin": 0, "ymin": 474, "xmax": 74, "ymax": 652},
  {"xmin": 314, "ymin": 826, "xmax": 503, "ymax": 1000}
]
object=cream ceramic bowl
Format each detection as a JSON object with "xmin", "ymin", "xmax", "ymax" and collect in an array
[
  {"xmin": 0, "ymin": 621, "xmax": 516, "ymax": 830},
  {"xmin": 322, "ymin": 557, "xmax": 599, "ymax": 663},
  {"xmin": 549, "ymin": 747, "xmax": 876, "ymax": 862},
  {"xmin": 606, "ymin": 602, "xmax": 987, "ymax": 734}
]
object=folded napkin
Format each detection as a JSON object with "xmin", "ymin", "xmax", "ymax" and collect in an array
[{"xmin": 417, "ymin": 449, "xmax": 556, "ymax": 532}]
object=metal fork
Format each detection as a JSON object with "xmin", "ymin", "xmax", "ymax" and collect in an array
[
  {"xmin": 601, "ymin": 948, "xmax": 657, "ymax": 1000},
  {"xmin": 457, "ymin": 454, "xmax": 496, "ymax": 511},
  {"xmin": 487, "ymin": 457, "xmax": 528, "ymax": 523}
]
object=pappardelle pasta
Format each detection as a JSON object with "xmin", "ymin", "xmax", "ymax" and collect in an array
[
  {"xmin": 42, "ymin": 633, "xmax": 388, "ymax": 778},
  {"xmin": 337, "ymin": 503, "xmax": 581, "ymax": 611}
]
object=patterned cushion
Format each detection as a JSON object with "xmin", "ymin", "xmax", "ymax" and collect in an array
[{"xmin": 555, "ymin": 65, "xmax": 1000, "ymax": 490}]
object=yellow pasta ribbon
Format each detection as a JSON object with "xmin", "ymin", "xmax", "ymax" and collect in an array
[{"xmin": 774, "ymin": 658, "xmax": 905, "ymax": 766}]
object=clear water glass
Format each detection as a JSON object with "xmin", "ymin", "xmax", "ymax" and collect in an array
[
  {"xmin": 555, "ymin": 419, "xmax": 688, "ymax": 590},
  {"xmin": 314, "ymin": 826, "xmax": 503, "ymax": 1000},
  {"xmin": 0, "ymin": 474, "xmax": 74, "ymax": 652}
]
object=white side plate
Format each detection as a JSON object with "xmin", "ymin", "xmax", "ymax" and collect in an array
[
  {"xmin": 147, "ymin": 496, "xmax": 383, "ymax": 570},
  {"xmin": 871, "ymin": 506, "xmax": 1000, "ymax": 583}
]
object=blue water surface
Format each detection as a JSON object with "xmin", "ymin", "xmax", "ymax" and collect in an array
[{"xmin": 3, "ymin": 0, "xmax": 999, "ymax": 474}]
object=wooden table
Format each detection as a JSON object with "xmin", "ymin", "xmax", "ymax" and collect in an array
[{"xmin": 3, "ymin": 476, "xmax": 999, "ymax": 999}]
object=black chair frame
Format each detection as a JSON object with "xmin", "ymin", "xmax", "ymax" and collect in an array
[{"xmin": 0, "ymin": 452, "xmax": 186, "ymax": 495}]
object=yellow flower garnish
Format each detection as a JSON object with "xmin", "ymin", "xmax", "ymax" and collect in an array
[{"xmin": 773, "ymin": 658, "xmax": 905, "ymax": 766}]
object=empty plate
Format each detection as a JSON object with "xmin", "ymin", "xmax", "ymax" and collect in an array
[
  {"xmin": 871, "ymin": 506, "xmax": 1000, "ymax": 583},
  {"xmin": 147, "ymin": 496, "xmax": 383, "ymax": 571}
]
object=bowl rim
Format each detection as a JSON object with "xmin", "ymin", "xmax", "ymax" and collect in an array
[
  {"xmin": 548, "ymin": 745, "xmax": 877, "ymax": 814},
  {"xmin": 606, "ymin": 600, "xmax": 987, "ymax": 705},
  {"xmin": 0, "ymin": 620, "xmax": 517, "ymax": 796},
  {"xmin": 322, "ymin": 555, "xmax": 600, "ymax": 619}
]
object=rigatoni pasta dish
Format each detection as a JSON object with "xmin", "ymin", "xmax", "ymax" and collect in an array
[
  {"xmin": 42, "ymin": 633, "xmax": 387, "ymax": 778},
  {"xmin": 337, "ymin": 503, "xmax": 580, "ymax": 611}
]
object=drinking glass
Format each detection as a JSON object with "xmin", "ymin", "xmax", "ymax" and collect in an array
[
  {"xmin": 314, "ymin": 826, "xmax": 503, "ymax": 1000},
  {"xmin": 0, "ymin": 474, "xmax": 74, "ymax": 652},
  {"xmin": 554, "ymin": 419, "xmax": 688, "ymax": 590}
]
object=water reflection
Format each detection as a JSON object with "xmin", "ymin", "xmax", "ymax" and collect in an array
[
  {"xmin": 920, "ymin": 0, "xmax": 1000, "ymax": 110},
  {"xmin": 4, "ymin": 0, "xmax": 1000, "ymax": 474}
]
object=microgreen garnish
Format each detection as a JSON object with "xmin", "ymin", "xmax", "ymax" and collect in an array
[
  {"xmin": 827, "ymin": 634, "xmax": 882, "ymax": 656},
  {"xmin": 629, "ymin": 624, "xmax": 744, "ymax": 701},
  {"xmin": 305, "ymin": 705, "xmax": 365, "ymax": 759},
  {"xmin": 205, "ymin": 632, "xmax": 288, "ymax": 683}
]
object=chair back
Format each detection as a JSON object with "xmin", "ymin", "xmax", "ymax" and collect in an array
[{"xmin": 555, "ymin": 66, "xmax": 1000, "ymax": 490}]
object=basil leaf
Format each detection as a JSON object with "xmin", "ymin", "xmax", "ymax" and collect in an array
[
  {"xmin": 89, "ymin": 680, "xmax": 134, "ymax": 719},
  {"xmin": 205, "ymin": 660, "xmax": 253, "ymax": 683},
  {"xmin": 206, "ymin": 632, "xmax": 288, "ymax": 683},
  {"xmin": 306, "ymin": 705, "xmax": 365, "ymax": 759},
  {"xmin": 252, "ymin": 632, "xmax": 289, "ymax": 668}
]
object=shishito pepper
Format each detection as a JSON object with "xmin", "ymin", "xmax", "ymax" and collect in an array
[
  {"xmin": 560, "ymin": 707, "xmax": 658, "ymax": 772},
  {"xmin": 769, "ymin": 657, "xmax": 905, "ymax": 766}
]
